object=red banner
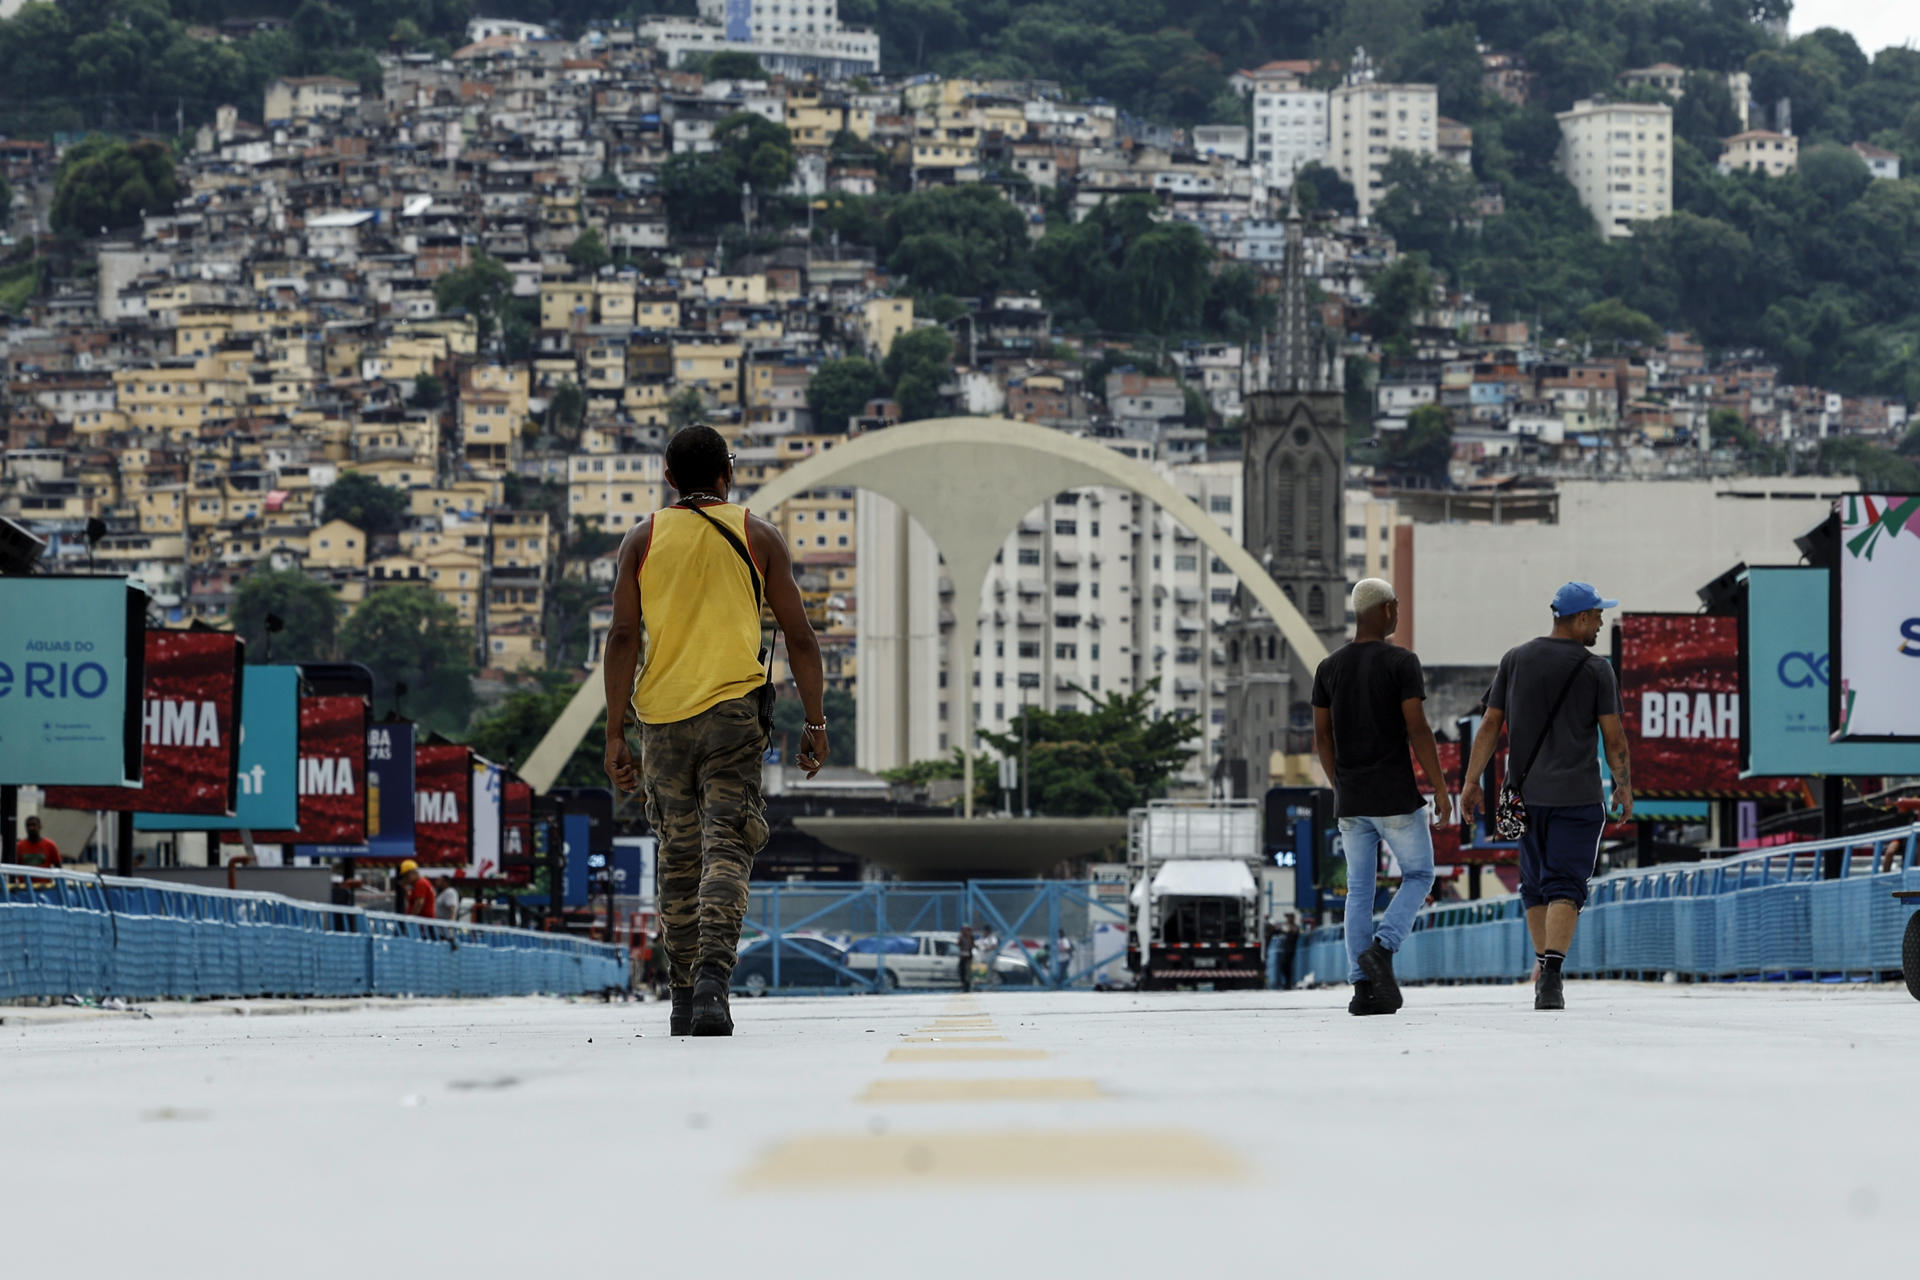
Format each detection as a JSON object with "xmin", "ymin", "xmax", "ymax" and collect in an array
[
  {"xmin": 1619, "ymin": 614, "xmax": 1799, "ymax": 798},
  {"xmin": 253, "ymin": 696, "xmax": 368, "ymax": 844},
  {"xmin": 501, "ymin": 778, "xmax": 533, "ymax": 884},
  {"xmin": 47, "ymin": 631, "xmax": 244, "ymax": 814},
  {"xmin": 413, "ymin": 743, "xmax": 473, "ymax": 867}
]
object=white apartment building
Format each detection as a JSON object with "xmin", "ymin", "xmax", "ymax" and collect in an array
[
  {"xmin": 1556, "ymin": 98, "xmax": 1673, "ymax": 239},
  {"xmin": 642, "ymin": 0, "xmax": 879, "ymax": 78},
  {"xmin": 1251, "ymin": 87, "xmax": 1329, "ymax": 192},
  {"xmin": 1329, "ymin": 83, "xmax": 1439, "ymax": 218},
  {"xmin": 1719, "ymin": 130, "xmax": 1798, "ymax": 178},
  {"xmin": 856, "ymin": 455, "xmax": 1245, "ymax": 793}
]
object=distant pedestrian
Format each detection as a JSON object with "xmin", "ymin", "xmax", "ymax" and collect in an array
[
  {"xmin": 436, "ymin": 880, "xmax": 460, "ymax": 922},
  {"xmin": 17, "ymin": 815, "xmax": 61, "ymax": 871},
  {"xmin": 1053, "ymin": 931, "xmax": 1074, "ymax": 986},
  {"xmin": 1311, "ymin": 579, "xmax": 1453, "ymax": 1017},
  {"xmin": 956, "ymin": 923, "xmax": 975, "ymax": 993},
  {"xmin": 396, "ymin": 860, "xmax": 436, "ymax": 919},
  {"xmin": 1461, "ymin": 582, "xmax": 1633, "ymax": 1012},
  {"xmin": 603, "ymin": 425, "xmax": 827, "ymax": 1037},
  {"xmin": 1263, "ymin": 920, "xmax": 1283, "ymax": 989}
]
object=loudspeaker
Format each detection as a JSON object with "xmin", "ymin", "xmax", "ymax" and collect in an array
[
  {"xmin": 0, "ymin": 515, "xmax": 46, "ymax": 576},
  {"xmin": 1794, "ymin": 513, "xmax": 1838, "ymax": 568}
]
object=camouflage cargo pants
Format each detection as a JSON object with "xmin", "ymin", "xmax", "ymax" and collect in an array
[{"xmin": 641, "ymin": 693, "xmax": 770, "ymax": 988}]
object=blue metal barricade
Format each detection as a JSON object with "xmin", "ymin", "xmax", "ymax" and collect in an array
[{"xmin": 0, "ymin": 864, "xmax": 626, "ymax": 1001}]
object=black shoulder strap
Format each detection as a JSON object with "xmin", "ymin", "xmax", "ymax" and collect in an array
[
  {"xmin": 1512, "ymin": 655, "xmax": 1589, "ymax": 793},
  {"xmin": 676, "ymin": 501, "xmax": 763, "ymax": 606},
  {"xmin": 673, "ymin": 501, "xmax": 776, "ymax": 676}
]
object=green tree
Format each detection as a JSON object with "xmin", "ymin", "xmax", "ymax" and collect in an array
[
  {"xmin": 566, "ymin": 227, "xmax": 612, "ymax": 274},
  {"xmin": 1365, "ymin": 253, "xmax": 1435, "ymax": 346},
  {"xmin": 321, "ymin": 471, "xmax": 409, "ymax": 537},
  {"xmin": 703, "ymin": 49, "xmax": 766, "ymax": 80},
  {"xmin": 976, "ymin": 683, "xmax": 1200, "ymax": 816},
  {"xmin": 547, "ymin": 380, "xmax": 586, "ymax": 443},
  {"xmin": 233, "ymin": 569, "xmax": 339, "ymax": 664},
  {"xmin": 807, "ymin": 357, "xmax": 887, "ymax": 433},
  {"xmin": 1294, "ymin": 162, "xmax": 1357, "ymax": 216},
  {"xmin": 1579, "ymin": 298, "xmax": 1663, "ymax": 348},
  {"xmin": 773, "ymin": 688, "xmax": 857, "ymax": 741},
  {"xmin": 1374, "ymin": 150, "xmax": 1481, "ymax": 271},
  {"xmin": 338, "ymin": 586, "xmax": 476, "ymax": 733},
  {"xmin": 883, "ymin": 327, "xmax": 954, "ymax": 421},
  {"xmin": 432, "ymin": 253, "xmax": 514, "ymax": 345},
  {"xmin": 463, "ymin": 672, "xmax": 607, "ymax": 787},
  {"xmin": 715, "ymin": 111, "xmax": 796, "ymax": 193},
  {"xmin": 667, "ymin": 387, "xmax": 706, "ymax": 429},
  {"xmin": 1383, "ymin": 403, "xmax": 1454, "ymax": 488},
  {"xmin": 51, "ymin": 135, "xmax": 178, "ymax": 236},
  {"xmin": 410, "ymin": 372, "xmax": 444, "ymax": 409}
]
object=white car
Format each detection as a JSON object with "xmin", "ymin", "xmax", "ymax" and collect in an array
[{"xmin": 844, "ymin": 931, "xmax": 968, "ymax": 988}]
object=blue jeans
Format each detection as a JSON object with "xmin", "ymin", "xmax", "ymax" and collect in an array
[
  {"xmin": 1264, "ymin": 935, "xmax": 1282, "ymax": 989},
  {"xmin": 1341, "ymin": 809, "xmax": 1437, "ymax": 983}
]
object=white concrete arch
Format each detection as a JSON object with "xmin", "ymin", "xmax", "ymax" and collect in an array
[{"xmin": 519, "ymin": 417, "xmax": 1329, "ymax": 807}]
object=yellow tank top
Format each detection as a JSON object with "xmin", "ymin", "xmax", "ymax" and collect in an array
[{"xmin": 632, "ymin": 502, "xmax": 768, "ymax": 725}]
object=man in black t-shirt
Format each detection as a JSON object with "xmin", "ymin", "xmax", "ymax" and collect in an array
[
  {"xmin": 1311, "ymin": 579, "xmax": 1453, "ymax": 1017},
  {"xmin": 1461, "ymin": 581, "xmax": 1633, "ymax": 1012}
]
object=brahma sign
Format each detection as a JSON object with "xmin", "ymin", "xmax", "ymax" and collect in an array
[
  {"xmin": 46, "ymin": 631, "xmax": 244, "ymax": 814},
  {"xmin": 413, "ymin": 742, "xmax": 473, "ymax": 867},
  {"xmin": 253, "ymin": 696, "xmax": 369, "ymax": 844},
  {"xmin": 1618, "ymin": 614, "xmax": 1794, "ymax": 798}
]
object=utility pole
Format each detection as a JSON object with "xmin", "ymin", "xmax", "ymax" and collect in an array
[{"xmin": 1019, "ymin": 685, "xmax": 1030, "ymax": 818}]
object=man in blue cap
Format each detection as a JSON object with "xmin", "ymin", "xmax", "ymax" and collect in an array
[{"xmin": 1461, "ymin": 582, "xmax": 1632, "ymax": 1011}]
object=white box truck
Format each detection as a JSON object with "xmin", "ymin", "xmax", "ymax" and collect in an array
[{"xmin": 1125, "ymin": 800, "xmax": 1266, "ymax": 990}]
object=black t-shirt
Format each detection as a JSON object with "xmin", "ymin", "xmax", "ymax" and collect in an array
[
  {"xmin": 1310, "ymin": 641, "xmax": 1427, "ymax": 819},
  {"xmin": 1484, "ymin": 637, "xmax": 1622, "ymax": 807}
]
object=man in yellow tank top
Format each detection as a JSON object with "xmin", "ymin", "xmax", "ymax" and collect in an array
[{"xmin": 602, "ymin": 425, "xmax": 827, "ymax": 1037}]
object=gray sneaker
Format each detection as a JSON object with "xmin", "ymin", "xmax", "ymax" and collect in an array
[{"xmin": 1535, "ymin": 968, "xmax": 1565, "ymax": 1011}]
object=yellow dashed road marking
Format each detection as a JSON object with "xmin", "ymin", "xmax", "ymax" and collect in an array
[
  {"xmin": 899, "ymin": 1035, "xmax": 1009, "ymax": 1043},
  {"xmin": 885, "ymin": 1048, "xmax": 1049, "ymax": 1063},
  {"xmin": 738, "ymin": 1129, "xmax": 1246, "ymax": 1188},
  {"xmin": 859, "ymin": 1078, "xmax": 1103, "ymax": 1103}
]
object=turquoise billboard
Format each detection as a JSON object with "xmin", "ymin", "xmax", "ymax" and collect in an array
[
  {"xmin": 0, "ymin": 577, "xmax": 147, "ymax": 786},
  {"xmin": 136, "ymin": 665, "xmax": 301, "ymax": 832},
  {"xmin": 1741, "ymin": 567, "xmax": 1920, "ymax": 776}
]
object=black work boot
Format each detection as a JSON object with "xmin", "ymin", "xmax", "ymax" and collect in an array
[
  {"xmin": 1349, "ymin": 979, "xmax": 1382, "ymax": 1016},
  {"xmin": 691, "ymin": 965, "xmax": 733, "ymax": 1037},
  {"xmin": 1357, "ymin": 942, "xmax": 1404, "ymax": 1013},
  {"xmin": 669, "ymin": 986, "xmax": 693, "ymax": 1036}
]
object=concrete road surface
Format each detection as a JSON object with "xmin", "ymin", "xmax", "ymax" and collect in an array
[{"xmin": 5, "ymin": 984, "xmax": 1913, "ymax": 1279}]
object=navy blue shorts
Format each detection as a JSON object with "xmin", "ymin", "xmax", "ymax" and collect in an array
[{"xmin": 1517, "ymin": 803, "xmax": 1606, "ymax": 909}]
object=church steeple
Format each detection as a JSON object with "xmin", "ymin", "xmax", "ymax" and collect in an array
[{"xmin": 1270, "ymin": 188, "xmax": 1331, "ymax": 394}]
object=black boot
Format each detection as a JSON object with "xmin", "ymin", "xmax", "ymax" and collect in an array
[
  {"xmin": 669, "ymin": 987, "xmax": 693, "ymax": 1036},
  {"xmin": 1349, "ymin": 979, "xmax": 1381, "ymax": 1016},
  {"xmin": 691, "ymin": 965, "xmax": 733, "ymax": 1037},
  {"xmin": 1535, "ymin": 967, "xmax": 1565, "ymax": 1011},
  {"xmin": 1357, "ymin": 942, "xmax": 1404, "ymax": 1013}
]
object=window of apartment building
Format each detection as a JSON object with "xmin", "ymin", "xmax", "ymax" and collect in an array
[
  {"xmin": 1054, "ymin": 614, "xmax": 1080, "ymax": 629},
  {"xmin": 1209, "ymin": 495, "xmax": 1232, "ymax": 513},
  {"xmin": 1018, "ymin": 672, "xmax": 1041, "ymax": 689},
  {"xmin": 1054, "ymin": 520, "xmax": 1076, "ymax": 535},
  {"xmin": 1053, "ymin": 582, "xmax": 1079, "ymax": 597},
  {"xmin": 1018, "ymin": 641, "xmax": 1040, "ymax": 659},
  {"xmin": 1211, "ymin": 588, "xmax": 1233, "ymax": 605},
  {"xmin": 1055, "ymin": 642, "xmax": 1077, "ymax": 660},
  {"xmin": 1174, "ymin": 555, "xmax": 1197, "ymax": 573}
]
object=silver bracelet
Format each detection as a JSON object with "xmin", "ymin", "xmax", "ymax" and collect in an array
[{"xmin": 803, "ymin": 721, "xmax": 827, "ymax": 732}]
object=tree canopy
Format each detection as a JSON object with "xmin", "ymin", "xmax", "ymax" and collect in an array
[
  {"xmin": 50, "ymin": 135, "xmax": 176, "ymax": 236},
  {"xmin": 321, "ymin": 471, "xmax": 409, "ymax": 537},
  {"xmin": 337, "ymin": 586, "xmax": 476, "ymax": 733},
  {"xmin": 233, "ymin": 568, "xmax": 338, "ymax": 664},
  {"xmin": 462, "ymin": 672, "xmax": 606, "ymax": 787},
  {"xmin": 974, "ymin": 683, "xmax": 1201, "ymax": 816}
]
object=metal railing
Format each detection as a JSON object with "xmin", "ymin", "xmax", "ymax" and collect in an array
[
  {"xmin": 1298, "ymin": 825, "xmax": 1920, "ymax": 986},
  {"xmin": 0, "ymin": 863, "xmax": 628, "ymax": 1001}
]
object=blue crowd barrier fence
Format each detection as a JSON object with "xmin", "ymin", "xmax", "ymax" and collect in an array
[
  {"xmin": 1298, "ymin": 825, "xmax": 1920, "ymax": 987},
  {"xmin": 0, "ymin": 864, "xmax": 628, "ymax": 1001}
]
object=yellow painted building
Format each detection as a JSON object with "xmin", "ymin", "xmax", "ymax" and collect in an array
[
  {"xmin": 671, "ymin": 340, "xmax": 744, "ymax": 404},
  {"xmin": 862, "ymin": 297, "xmax": 914, "ymax": 360},
  {"xmin": 540, "ymin": 280, "xmax": 596, "ymax": 330},
  {"xmin": 702, "ymin": 275, "xmax": 769, "ymax": 305},
  {"xmin": 307, "ymin": 518, "xmax": 368, "ymax": 570},
  {"xmin": 568, "ymin": 452, "xmax": 664, "ymax": 531}
]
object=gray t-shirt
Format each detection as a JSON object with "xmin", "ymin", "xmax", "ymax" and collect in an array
[{"xmin": 1485, "ymin": 637, "xmax": 1621, "ymax": 807}]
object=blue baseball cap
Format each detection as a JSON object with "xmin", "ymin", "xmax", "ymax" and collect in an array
[{"xmin": 1551, "ymin": 581, "xmax": 1618, "ymax": 616}]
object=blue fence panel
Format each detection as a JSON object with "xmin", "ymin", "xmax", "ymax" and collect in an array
[
  {"xmin": 1, "ymin": 864, "xmax": 626, "ymax": 1001},
  {"xmin": 1299, "ymin": 824, "xmax": 1919, "ymax": 989}
]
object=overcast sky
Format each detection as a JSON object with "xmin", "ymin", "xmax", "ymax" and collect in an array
[{"xmin": 1791, "ymin": 2, "xmax": 1920, "ymax": 55}]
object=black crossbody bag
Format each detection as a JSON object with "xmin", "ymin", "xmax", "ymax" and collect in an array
[
  {"xmin": 1492, "ymin": 656, "xmax": 1589, "ymax": 841},
  {"xmin": 677, "ymin": 501, "xmax": 778, "ymax": 738}
]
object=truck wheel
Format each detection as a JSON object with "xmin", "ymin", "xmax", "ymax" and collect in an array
[
  {"xmin": 1904, "ymin": 912, "xmax": 1920, "ymax": 1002},
  {"xmin": 881, "ymin": 970, "xmax": 900, "ymax": 992}
]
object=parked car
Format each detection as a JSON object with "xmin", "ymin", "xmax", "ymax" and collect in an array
[
  {"xmin": 731, "ymin": 937, "xmax": 861, "ymax": 995},
  {"xmin": 845, "ymin": 932, "xmax": 967, "ymax": 988}
]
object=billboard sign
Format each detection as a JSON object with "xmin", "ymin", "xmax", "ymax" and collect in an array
[
  {"xmin": 1617, "ymin": 613, "xmax": 1793, "ymax": 798},
  {"xmin": 0, "ymin": 577, "xmax": 148, "ymax": 786},
  {"xmin": 138, "ymin": 666, "xmax": 300, "ymax": 832},
  {"xmin": 1744, "ymin": 566, "xmax": 1920, "ymax": 774},
  {"xmin": 47, "ymin": 631, "xmax": 244, "ymax": 814},
  {"xmin": 303, "ymin": 721, "xmax": 416, "ymax": 859},
  {"xmin": 724, "ymin": 0, "xmax": 753, "ymax": 42},
  {"xmin": 470, "ymin": 758, "xmax": 503, "ymax": 878},
  {"xmin": 502, "ymin": 778, "xmax": 534, "ymax": 884},
  {"xmin": 1832, "ymin": 494, "xmax": 1920, "ymax": 740},
  {"xmin": 413, "ymin": 743, "xmax": 473, "ymax": 866},
  {"xmin": 253, "ymin": 696, "xmax": 369, "ymax": 845}
]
